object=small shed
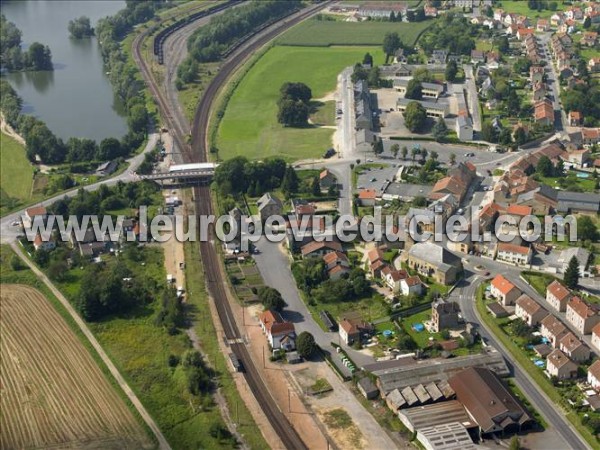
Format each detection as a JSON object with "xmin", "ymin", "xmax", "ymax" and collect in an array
[
  {"xmin": 357, "ymin": 377, "xmax": 379, "ymax": 400},
  {"xmin": 486, "ymin": 302, "xmax": 508, "ymax": 318}
]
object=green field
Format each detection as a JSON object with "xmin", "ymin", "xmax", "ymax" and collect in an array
[
  {"xmin": 498, "ymin": 1, "xmax": 571, "ymax": 20},
  {"xmin": 216, "ymin": 46, "xmax": 384, "ymax": 161},
  {"xmin": 276, "ymin": 18, "xmax": 433, "ymax": 47},
  {"xmin": 0, "ymin": 132, "xmax": 34, "ymax": 214}
]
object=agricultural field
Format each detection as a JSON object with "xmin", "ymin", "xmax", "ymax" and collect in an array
[
  {"xmin": 0, "ymin": 284, "xmax": 151, "ymax": 450},
  {"xmin": 0, "ymin": 132, "xmax": 35, "ymax": 215},
  {"xmin": 276, "ymin": 18, "xmax": 433, "ymax": 47},
  {"xmin": 217, "ymin": 46, "xmax": 385, "ymax": 161}
]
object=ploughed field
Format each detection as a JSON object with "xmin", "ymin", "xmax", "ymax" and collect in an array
[{"xmin": 0, "ymin": 284, "xmax": 151, "ymax": 450}]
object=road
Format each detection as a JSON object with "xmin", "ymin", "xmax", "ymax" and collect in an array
[
  {"xmin": 464, "ymin": 64, "xmax": 482, "ymax": 132},
  {"xmin": 538, "ymin": 33, "xmax": 566, "ymax": 131},
  {"xmin": 11, "ymin": 242, "xmax": 172, "ymax": 450},
  {"xmin": 0, "ymin": 133, "xmax": 159, "ymax": 244}
]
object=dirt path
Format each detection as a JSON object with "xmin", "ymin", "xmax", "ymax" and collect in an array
[
  {"xmin": 10, "ymin": 243, "xmax": 172, "ymax": 450},
  {"xmin": 0, "ymin": 112, "xmax": 26, "ymax": 146}
]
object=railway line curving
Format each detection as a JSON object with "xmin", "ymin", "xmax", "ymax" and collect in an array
[{"xmin": 133, "ymin": 3, "xmax": 330, "ymax": 449}]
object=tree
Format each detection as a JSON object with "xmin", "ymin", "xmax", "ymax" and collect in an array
[
  {"xmin": 391, "ymin": 143, "xmax": 400, "ymax": 159},
  {"xmin": 430, "ymin": 150, "xmax": 438, "ymax": 161},
  {"xmin": 583, "ymin": 16, "xmax": 591, "ymax": 29},
  {"xmin": 432, "ymin": 117, "xmax": 448, "ymax": 142},
  {"xmin": 411, "ymin": 147, "xmax": 419, "ymax": 161},
  {"xmin": 10, "ymin": 255, "xmax": 23, "ymax": 271},
  {"xmin": 403, "ymin": 101, "xmax": 427, "ymax": 132},
  {"xmin": 506, "ymin": 89, "xmax": 521, "ymax": 116},
  {"xmin": 536, "ymin": 155, "xmax": 554, "ymax": 177},
  {"xmin": 68, "ymin": 16, "xmax": 94, "ymax": 39},
  {"xmin": 514, "ymin": 126, "xmax": 528, "ymax": 146},
  {"xmin": 401, "ymin": 146, "xmax": 408, "ymax": 160},
  {"xmin": 383, "ymin": 32, "xmax": 402, "ymax": 63},
  {"xmin": 281, "ymin": 166, "xmax": 299, "ymax": 197},
  {"xmin": 449, "ymin": 152, "xmax": 456, "ymax": 165},
  {"xmin": 372, "ymin": 137, "xmax": 384, "ymax": 155},
  {"xmin": 481, "ymin": 121, "xmax": 498, "ymax": 143},
  {"xmin": 508, "ymin": 436, "xmax": 521, "ymax": 450},
  {"xmin": 445, "ymin": 60, "xmax": 458, "ymax": 82},
  {"xmin": 413, "ymin": 196, "xmax": 427, "ymax": 207},
  {"xmin": 127, "ymin": 104, "xmax": 148, "ymax": 135},
  {"xmin": 296, "ymin": 332, "xmax": 316, "ymax": 358},
  {"xmin": 367, "ymin": 66, "xmax": 380, "ymax": 87},
  {"xmin": 311, "ymin": 175, "xmax": 321, "ymax": 197},
  {"xmin": 577, "ymin": 216, "xmax": 599, "ymax": 242},
  {"xmin": 25, "ymin": 42, "xmax": 53, "ymax": 71},
  {"xmin": 258, "ymin": 287, "xmax": 286, "ymax": 311},
  {"xmin": 277, "ymin": 98, "xmax": 309, "ymax": 127},
  {"xmin": 280, "ymin": 82, "xmax": 312, "ymax": 104},
  {"xmin": 564, "ymin": 256, "xmax": 580, "ymax": 289},
  {"xmin": 362, "ymin": 52, "xmax": 373, "ymax": 66},
  {"xmin": 98, "ymin": 137, "xmax": 122, "ymax": 160},
  {"xmin": 404, "ymin": 79, "xmax": 423, "ymax": 100},
  {"xmin": 495, "ymin": 36, "xmax": 509, "ymax": 54}
]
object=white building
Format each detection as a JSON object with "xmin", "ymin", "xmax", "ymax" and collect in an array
[
  {"xmin": 455, "ymin": 116, "xmax": 473, "ymax": 141},
  {"xmin": 496, "ymin": 242, "xmax": 532, "ymax": 265}
]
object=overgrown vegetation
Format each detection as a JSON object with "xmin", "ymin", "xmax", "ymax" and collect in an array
[
  {"xmin": 0, "ymin": 14, "xmax": 53, "ymax": 71},
  {"xmin": 68, "ymin": 16, "xmax": 94, "ymax": 39},
  {"xmin": 187, "ymin": 0, "xmax": 300, "ymax": 63}
]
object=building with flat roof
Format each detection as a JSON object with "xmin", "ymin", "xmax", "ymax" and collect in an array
[
  {"xmin": 417, "ymin": 422, "xmax": 477, "ymax": 450},
  {"xmin": 398, "ymin": 400, "xmax": 476, "ymax": 433},
  {"xmin": 407, "ymin": 242, "xmax": 463, "ymax": 285},
  {"xmin": 364, "ymin": 348, "xmax": 509, "ymax": 394},
  {"xmin": 394, "ymin": 79, "xmax": 445, "ymax": 99},
  {"xmin": 396, "ymin": 98, "xmax": 448, "ymax": 118}
]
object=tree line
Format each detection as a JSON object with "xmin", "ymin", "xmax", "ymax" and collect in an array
[
  {"xmin": 187, "ymin": 1, "xmax": 300, "ymax": 63},
  {"xmin": 0, "ymin": 2, "xmax": 155, "ymax": 165},
  {"xmin": 213, "ymin": 156, "xmax": 288, "ymax": 196},
  {"xmin": 0, "ymin": 14, "xmax": 53, "ymax": 71}
]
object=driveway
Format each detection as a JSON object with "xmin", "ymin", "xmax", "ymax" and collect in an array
[{"xmin": 252, "ymin": 236, "xmax": 375, "ymax": 370}]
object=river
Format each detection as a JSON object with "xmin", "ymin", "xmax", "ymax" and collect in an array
[{"xmin": 2, "ymin": 0, "xmax": 128, "ymax": 143}]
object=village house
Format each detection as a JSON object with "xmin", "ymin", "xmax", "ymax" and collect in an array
[
  {"xmin": 546, "ymin": 280, "xmax": 572, "ymax": 312},
  {"xmin": 471, "ymin": 49, "xmax": 486, "ymax": 64},
  {"xmin": 536, "ymin": 19, "xmax": 549, "ymax": 32},
  {"xmin": 540, "ymin": 315, "xmax": 568, "ymax": 348},
  {"xmin": 258, "ymin": 309, "xmax": 296, "ymax": 352},
  {"xmin": 593, "ymin": 323, "xmax": 600, "ymax": 352},
  {"xmin": 431, "ymin": 299, "xmax": 461, "ymax": 332},
  {"xmin": 33, "ymin": 233, "xmax": 56, "ymax": 252},
  {"xmin": 478, "ymin": 201, "xmax": 503, "ymax": 232},
  {"xmin": 381, "ymin": 266, "xmax": 409, "ymax": 293},
  {"xmin": 22, "ymin": 205, "xmax": 48, "ymax": 229},
  {"xmin": 568, "ymin": 111, "xmax": 583, "ymax": 126},
  {"xmin": 565, "ymin": 148, "xmax": 590, "ymax": 168},
  {"xmin": 516, "ymin": 185, "xmax": 558, "ymax": 215},
  {"xmin": 256, "ymin": 193, "xmax": 282, "ymax": 222},
  {"xmin": 588, "ymin": 58, "xmax": 600, "ymax": 73},
  {"xmin": 490, "ymin": 275, "xmax": 521, "ymax": 306},
  {"xmin": 339, "ymin": 317, "xmax": 373, "ymax": 345},
  {"xmin": 323, "ymin": 251, "xmax": 350, "ymax": 280},
  {"xmin": 588, "ymin": 360, "xmax": 600, "ymax": 390},
  {"xmin": 566, "ymin": 296, "xmax": 600, "ymax": 335},
  {"xmin": 546, "ymin": 349, "xmax": 578, "ymax": 380},
  {"xmin": 517, "ymin": 27, "xmax": 534, "ymax": 41},
  {"xmin": 581, "ymin": 31, "xmax": 598, "ymax": 47},
  {"xmin": 319, "ymin": 169, "xmax": 336, "ymax": 190},
  {"xmin": 515, "ymin": 294, "xmax": 548, "ymax": 327},
  {"xmin": 496, "ymin": 242, "xmax": 532, "ymax": 266},
  {"xmin": 401, "ymin": 276, "xmax": 423, "ymax": 297},
  {"xmin": 358, "ymin": 188, "xmax": 377, "ymax": 206},
  {"xmin": 558, "ymin": 332, "xmax": 590, "ymax": 362},
  {"xmin": 407, "ymin": 242, "xmax": 463, "ymax": 285},
  {"xmin": 532, "ymin": 82, "xmax": 546, "ymax": 102},
  {"xmin": 534, "ymin": 99, "xmax": 554, "ymax": 126},
  {"xmin": 300, "ymin": 241, "xmax": 343, "ymax": 258}
]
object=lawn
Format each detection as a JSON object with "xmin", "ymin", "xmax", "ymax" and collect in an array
[
  {"xmin": 310, "ymin": 100, "xmax": 336, "ymax": 127},
  {"xmin": 276, "ymin": 18, "xmax": 433, "ymax": 47},
  {"xmin": 521, "ymin": 271, "xmax": 558, "ymax": 297},
  {"xmin": 534, "ymin": 171, "xmax": 598, "ymax": 193},
  {"xmin": 0, "ymin": 132, "xmax": 34, "ymax": 215},
  {"xmin": 400, "ymin": 310, "xmax": 441, "ymax": 348},
  {"xmin": 216, "ymin": 45, "xmax": 385, "ymax": 162},
  {"xmin": 498, "ymin": 1, "xmax": 569, "ymax": 20}
]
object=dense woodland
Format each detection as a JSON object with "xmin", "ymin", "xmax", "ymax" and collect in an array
[
  {"xmin": 419, "ymin": 13, "xmax": 478, "ymax": 56},
  {"xmin": 187, "ymin": 0, "xmax": 300, "ymax": 63},
  {"xmin": 0, "ymin": 14, "xmax": 53, "ymax": 71}
]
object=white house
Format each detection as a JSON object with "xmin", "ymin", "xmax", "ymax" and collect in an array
[
  {"xmin": 401, "ymin": 276, "xmax": 423, "ymax": 297},
  {"xmin": 258, "ymin": 309, "xmax": 296, "ymax": 352},
  {"xmin": 496, "ymin": 242, "xmax": 532, "ymax": 266},
  {"xmin": 490, "ymin": 274, "xmax": 521, "ymax": 306},
  {"xmin": 515, "ymin": 294, "xmax": 547, "ymax": 326},
  {"xmin": 588, "ymin": 360, "xmax": 600, "ymax": 390},
  {"xmin": 546, "ymin": 280, "xmax": 572, "ymax": 312},
  {"xmin": 546, "ymin": 349, "xmax": 578, "ymax": 379},
  {"xmin": 592, "ymin": 323, "xmax": 600, "ymax": 352}
]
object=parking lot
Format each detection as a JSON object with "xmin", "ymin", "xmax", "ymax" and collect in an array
[{"xmin": 356, "ymin": 164, "xmax": 399, "ymax": 193}]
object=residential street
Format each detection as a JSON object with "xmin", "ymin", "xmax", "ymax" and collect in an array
[
  {"xmin": 539, "ymin": 33, "xmax": 566, "ymax": 131},
  {"xmin": 463, "ymin": 64, "xmax": 482, "ymax": 132}
]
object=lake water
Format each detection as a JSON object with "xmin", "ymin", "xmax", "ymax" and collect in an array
[{"xmin": 2, "ymin": 0, "xmax": 128, "ymax": 143}]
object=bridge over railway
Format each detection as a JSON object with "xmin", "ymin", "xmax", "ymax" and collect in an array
[{"xmin": 139, "ymin": 162, "xmax": 217, "ymax": 185}]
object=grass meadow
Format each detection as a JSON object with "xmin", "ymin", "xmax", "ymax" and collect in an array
[
  {"xmin": 1, "ymin": 132, "xmax": 35, "ymax": 215},
  {"xmin": 276, "ymin": 18, "xmax": 433, "ymax": 47},
  {"xmin": 216, "ymin": 45, "xmax": 385, "ymax": 161}
]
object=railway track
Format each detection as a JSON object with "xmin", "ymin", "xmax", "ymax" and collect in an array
[{"xmin": 133, "ymin": 3, "xmax": 329, "ymax": 449}]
